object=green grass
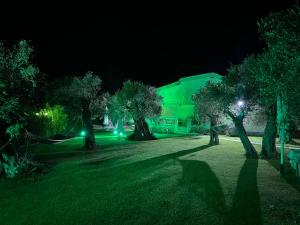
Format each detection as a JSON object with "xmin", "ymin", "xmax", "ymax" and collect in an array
[{"xmin": 1, "ymin": 134, "xmax": 300, "ymax": 225}]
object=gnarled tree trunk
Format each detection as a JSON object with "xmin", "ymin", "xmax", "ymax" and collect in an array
[
  {"xmin": 209, "ymin": 116, "xmax": 219, "ymax": 145},
  {"xmin": 228, "ymin": 111, "xmax": 258, "ymax": 158},
  {"xmin": 261, "ymin": 104, "xmax": 277, "ymax": 159},
  {"xmin": 82, "ymin": 101, "xmax": 96, "ymax": 150},
  {"xmin": 129, "ymin": 117, "xmax": 156, "ymax": 140}
]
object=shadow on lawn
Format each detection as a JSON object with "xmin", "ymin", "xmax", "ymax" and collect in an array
[
  {"xmin": 227, "ymin": 159, "xmax": 262, "ymax": 225},
  {"xmin": 82, "ymin": 144, "xmax": 212, "ymax": 168},
  {"xmin": 179, "ymin": 160, "xmax": 227, "ymax": 224},
  {"xmin": 179, "ymin": 158, "xmax": 262, "ymax": 225},
  {"xmin": 81, "ymin": 144, "xmax": 262, "ymax": 225}
]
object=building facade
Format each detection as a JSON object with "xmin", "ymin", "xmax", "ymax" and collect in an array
[{"xmin": 149, "ymin": 73, "xmax": 222, "ymax": 134}]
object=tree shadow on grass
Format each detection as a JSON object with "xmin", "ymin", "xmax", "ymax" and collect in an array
[
  {"xmin": 178, "ymin": 158, "xmax": 262, "ymax": 225},
  {"xmin": 82, "ymin": 144, "xmax": 212, "ymax": 169},
  {"xmin": 80, "ymin": 143, "xmax": 262, "ymax": 225},
  {"xmin": 226, "ymin": 159, "xmax": 262, "ymax": 225},
  {"xmin": 178, "ymin": 160, "xmax": 228, "ymax": 224}
]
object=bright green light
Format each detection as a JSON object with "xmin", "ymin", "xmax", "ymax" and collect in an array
[
  {"xmin": 81, "ymin": 131, "xmax": 86, "ymax": 136},
  {"xmin": 120, "ymin": 132, "xmax": 123, "ymax": 136},
  {"xmin": 113, "ymin": 130, "xmax": 118, "ymax": 135},
  {"xmin": 44, "ymin": 112, "xmax": 48, "ymax": 116},
  {"xmin": 35, "ymin": 112, "xmax": 39, "ymax": 116}
]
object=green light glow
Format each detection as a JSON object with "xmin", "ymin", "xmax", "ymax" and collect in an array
[
  {"xmin": 35, "ymin": 112, "xmax": 39, "ymax": 116},
  {"xmin": 120, "ymin": 132, "xmax": 123, "ymax": 136},
  {"xmin": 81, "ymin": 131, "xmax": 86, "ymax": 136},
  {"xmin": 113, "ymin": 130, "xmax": 118, "ymax": 135}
]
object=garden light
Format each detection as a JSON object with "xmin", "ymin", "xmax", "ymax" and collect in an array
[{"xmin": 237, "ymin": 100, "xmax": 244, "ymax": 107}]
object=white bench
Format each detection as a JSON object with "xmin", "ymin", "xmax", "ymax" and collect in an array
[{"xmin": 287, "ymin": 149, "xmax": 300, "ymax": 177}]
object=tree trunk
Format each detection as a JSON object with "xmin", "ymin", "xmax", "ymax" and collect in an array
[
  {"xmin": 116, "ymin": 113, "xmax": 124, "ymax": 134},
  {"xmin": 129, "ymin": 117, "xmax": 156, "ymax": 140},
  {"xmin": 228, "ymin": 112, "xmax": 258, "ymax": 158},
  {"xmin": 261, "ymin": 104, "xmax": 277, "ymax": 159},
  {"xmin": 285, "ymin": 120, "xmax": 293, "ymax": 144},
  {"xmin": 277, "ymin": 93, "xmax": 288, "ymax": 173},
  {"xmin": 82, "ymin": 102, "xmax": 96, "ymax": 150},
  {"xmin": 209, "ymin": 116, "xmax": 219, "ymax": 145}
]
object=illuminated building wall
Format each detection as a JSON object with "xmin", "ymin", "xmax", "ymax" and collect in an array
[{"xmin": 149, "ymin": 73, "xmax": 222, "ymax": 133}]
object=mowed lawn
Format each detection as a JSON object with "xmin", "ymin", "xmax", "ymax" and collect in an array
[{"xmin": 1, "ymin": 134, "xmax": 300, "ymax": 225}]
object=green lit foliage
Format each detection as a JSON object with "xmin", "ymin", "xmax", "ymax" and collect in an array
[
  {"xmin": 107, "ymin": 92, "xmax": 124, "ymax": 125},
  {"xmin": 107, "ymin": 91, "xmax": 133, "ymax": 131},
  {"xmin": 0, "ymin": 40, "xmax": 39, "ymax": 152},
  {"xmin": 193, "ymin": 82, "xmax": 224, "ymax": 145},
  {"xmin": 117, "ymin": 80, "xmax": 162, "ymax": 140},
  {"xmin": 107, "ymin": 92, "xmax": 127, "ymax": 134},
  {"xmin": 28, "ymin": 104, "xmax": 68, "ymax": 138},
  {"xmin": 0, "ymin": 152, "xmax": 41, "ymax": 178}
]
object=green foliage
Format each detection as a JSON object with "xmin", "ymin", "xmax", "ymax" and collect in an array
[
  {"xmin": 107, "ymin": 92, "xmax": 131, "ymax": 125},
  {"xmin": 6, "ymin": 123, "xmax": 21, "ymax": 139},
  {"xmin": 1, "ymin": 153, "xmax": 18, "ymax": 178},
  {"xmin": 51, "ymin": 72, "xmax": 105, "ymax": 124},
  {"xmin": 28, "ymin": 105, "xmax": 68, "ymax": 138},
  {"xmin": 257, "ymin": 6, "xmax": 300, "ymax": 94},
  {"xmin": 1, "ymin": 153, "xmax": 41, "ymax": 178},
  {"xmin": 0, "ymin": 40, "xmax": 39, "ymax": 143},
  {"xmin": 193, "ymin": 81, "xmax": 224, "ymax": 121}
]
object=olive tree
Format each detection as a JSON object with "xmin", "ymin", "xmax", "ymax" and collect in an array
[
  {"xmin": 117, "ymin": 80, "xmax": 162, "ymax": 140},
  {"xmin": 193, "ymin": 83, "xmax": 223, "ymax": 145},
  {"xmin": 205, "ymin": 66, "xmax": 259, "ymax": 158},
  {"xmin": 53, "ymin": 72, "xmax": 103, "ymax": 150}
]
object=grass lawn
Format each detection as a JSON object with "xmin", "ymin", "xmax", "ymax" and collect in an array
[{"xmin": 1, "ymin": 134, "xmax": 300, "ymax": 225}]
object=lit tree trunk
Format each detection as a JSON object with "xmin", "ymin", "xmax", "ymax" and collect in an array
[
  {"xmin": 261, "ymin": 104, "xmax": 277, "ymax": 159},
  {"xmin": 209, "ymin": 116, "xmax": 219, "ymax": 145},
  {"xmin": 82, "ymin": 101, "xmax": 96, "ymax": 150},
  {"xmin": 228, "ymin": 111, "xmax": 258, "ymax": 158},
  {"xmin": 129, "ymin": 117, "xmax": 155, "ymax": 140},
  {"xmin": 116, "ymin": 113, "xmax": 124, "ymax": 134},
  {"xmin": 277, "ymin": 93, "xmax": 288, "ymax": 173}
]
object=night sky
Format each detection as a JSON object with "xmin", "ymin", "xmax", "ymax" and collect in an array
[{"xmin": 0, "ymin": 1, "xmax": 295, "ymax": 93}]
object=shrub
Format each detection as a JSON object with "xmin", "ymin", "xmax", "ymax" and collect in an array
[
  {"xmin": 1, "ymin": 153, "xmax": 42, "ymax": 178},
  {"xmin": 28, "ymin": 105, "xmax": 68, "ymax": 138}
]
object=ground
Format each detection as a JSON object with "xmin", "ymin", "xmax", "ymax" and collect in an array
[{"xmin": 0, "ymin": 133, "xmax": 300, "ymax": 225}]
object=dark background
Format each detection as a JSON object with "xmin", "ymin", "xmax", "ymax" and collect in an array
[{"xmin": 0, "ymin": 1, "xmax": 295, "ymax": 92}]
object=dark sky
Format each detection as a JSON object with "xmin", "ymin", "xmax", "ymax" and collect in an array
[{"xmin": 0, "ymin": 1, "xmax": 295, "ymax": 93}]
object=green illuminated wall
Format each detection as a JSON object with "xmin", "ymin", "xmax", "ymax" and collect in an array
[{"xmin": 157, "ymin": 73, "xmax": 222, "ymax": 121}]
